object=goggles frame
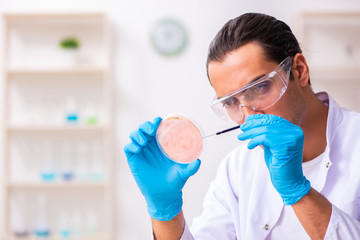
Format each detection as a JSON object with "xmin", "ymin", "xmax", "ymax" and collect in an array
[{"xmin": 210, "ymin": 56, "xmax": 293, "ymax": 122}]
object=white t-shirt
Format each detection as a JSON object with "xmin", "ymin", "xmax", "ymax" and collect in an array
[{"xmin": 266, "ymin": 152, "xmax": 325, "ymax": 239}]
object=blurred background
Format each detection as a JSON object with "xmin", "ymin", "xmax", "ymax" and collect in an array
[{"xmin": 0, "ymin": 0, "xmax": 359, "ymax": 239}]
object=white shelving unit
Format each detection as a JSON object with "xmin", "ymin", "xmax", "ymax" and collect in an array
[
  {"xmin": 295, "ymin": 12, "xmax": 360, "ymax": 112},
  {"xmin": 2, "ymin": 13, "xmax": 114, "ymax": 240}
]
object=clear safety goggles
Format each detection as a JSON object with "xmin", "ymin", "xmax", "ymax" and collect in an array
[{"xmin": 211, "ymin": 56, "xmax": 293, "ymax": 123}]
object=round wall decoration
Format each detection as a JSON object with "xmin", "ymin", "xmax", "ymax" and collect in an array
[{"xmin": 150, "ymin": 18, "xmax": 188, "ymax": 56}]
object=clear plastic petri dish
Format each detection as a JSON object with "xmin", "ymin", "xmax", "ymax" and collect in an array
[{"xmin": 156, "ymin": 113, "xmax": 204, "ymax": 164}]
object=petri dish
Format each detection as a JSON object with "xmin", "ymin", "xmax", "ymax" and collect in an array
[{"xmin": 156, "ymin": 114, "xmax": 204, "ymax": 164}]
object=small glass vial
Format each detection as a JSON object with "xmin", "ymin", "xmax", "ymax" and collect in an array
[
  {"xmin": 34, "ymin": 194, "xmax": 51, "ymax": 238},
  {"xmin": 60, "ymin": 144, "xmax": 74, "ymax": 181},
  {"xmin": 65, "ymin": 97, "xmax": 78, "ymax": 124},
  {"xmin": 84, "ymin": 104, "xmax": 98, "ymax": 125},
  {"xmin": 58, "ymin": 212, "xmax": 71, "ymax": 239},
  {"xmin": 12, "ymin": 194, "xmax": 29, "ymax": 238},
  {"xmin": 90, "ymin": 142, "xmax": 104, "ymax": 182},
  {"xmin": 41, "ymin": 141, "xmax": 56, "ymax": 182}
]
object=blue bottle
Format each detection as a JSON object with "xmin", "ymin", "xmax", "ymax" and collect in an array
[
  {"xmin": 34, "ymin": 195, "xmax": 51, "ymax": 238},
  {"xmin": 41, "ymin": 142, "xmax": 55, "ymax": 182},
  {"xmin": 65, "ymin": 97, "xmax": 78, "ymax": 124},
  {"xmin": 60, "ymin": 144, "xmax": 74, "ymax": 181},
  {"xmin": 58, "ymin": 212, "xmax": 71, "ymax": 239}
]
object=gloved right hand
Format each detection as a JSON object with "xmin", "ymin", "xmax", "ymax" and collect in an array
[
  {"xmin": 123, "ymin": 117, "xmax": 201, "ymax": 221},
  {"xmin": 237, "ymin": 114, "xmax": 310, "ymax": 205}
]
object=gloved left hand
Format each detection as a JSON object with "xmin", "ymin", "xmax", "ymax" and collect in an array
[
  {"xmin": 124, "ymin": 117, "xmax": 201, "ymax": 221},
  {"xmin": 237, "ymin": 114, "xmax": 310, "ymax": 205}
]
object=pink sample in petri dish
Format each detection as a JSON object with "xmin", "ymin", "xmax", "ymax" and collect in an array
[{"xmin": 156, "ymin": 114, "xmax": 204, "ymax": 164}]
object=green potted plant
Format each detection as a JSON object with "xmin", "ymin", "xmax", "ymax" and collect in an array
[
  {"xmin": 59, "ymin": 37, "xmax": 80, "ymax": 50},
  {"xmin": 58, "ymin": 36, "xmax": 80, "ymax": 66}
]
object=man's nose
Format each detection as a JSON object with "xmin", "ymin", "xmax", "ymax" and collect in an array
[{"xmin": 241, "ymin": 106, "xmax": 263, "ymax": 122}]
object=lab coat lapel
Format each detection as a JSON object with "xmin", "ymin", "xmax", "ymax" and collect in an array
[{"xmin": 246, "ymin": 154, "xmax": 284, "ymax": 239}]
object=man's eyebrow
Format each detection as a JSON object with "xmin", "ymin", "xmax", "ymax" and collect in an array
[
  {"xmin": 248, "ymin": 74, "xmax": 266, "ymax": 84},
  {"xmin": 217, "ymin": 73, "xmax": 267, "ymax": 100}
]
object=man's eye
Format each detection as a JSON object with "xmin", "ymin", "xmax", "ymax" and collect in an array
[
  {"xmin": 249, "ymin": 81, "xmax": 271, "ymax": 95},
  {"xmin": 222, "ymin": 97, "xmax": 239, "ymax": 108}
]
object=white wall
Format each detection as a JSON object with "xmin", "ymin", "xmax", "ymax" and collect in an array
[{"xmin": 1, "ymin": 0, "xmax": 360, "ymax": 239}]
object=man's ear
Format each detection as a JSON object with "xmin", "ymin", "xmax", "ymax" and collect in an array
[{"xmin": 292, "ymin": 53, "xmax": 310, "ymax": 87}]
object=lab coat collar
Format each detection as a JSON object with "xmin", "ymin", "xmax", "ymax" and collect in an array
[
  {"xmin": 312, "ymin": 92, "xmax": 343, "ymax": 193},
  {"xmin": 315, "ymin": 91, "xmax": 344, "ymax": 147}
]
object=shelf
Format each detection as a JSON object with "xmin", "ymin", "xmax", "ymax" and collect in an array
[
  {"xmin": 7, "ymin": 125, "xmax": 107, "ymax": 132},
  {"xmin": 4, "ymin": 234, "xmax": 109, "ymax": 240},
  {"xmin": 2, "ymin": 12, "xmax": 114, "ymax": 239},
  {"xmin": 6, "ymin": 68, "xmax": 108, "ymax": 76},
  {"xmin": 6, "ymin": 182, "xmax": 107, "ymax": 189},
  {"xmin": 310, "ymin": 67, "xmax": 360, "ymax": 81},
  {"xmin": 301, "ymin": 12, "xmax": 360, "ymax": 26},
  {"xmin": 4, "ymin": 12, "xmax": 106, "ymax": 20}
]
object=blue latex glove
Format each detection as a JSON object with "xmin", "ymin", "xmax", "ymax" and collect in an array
[
  {"xmin": 237, "ymin": 114, "xmax": 310, "ymax": 205},
  {"xmin": 123, "ymin": 117, "xmax": 201, "ymax": 221}
]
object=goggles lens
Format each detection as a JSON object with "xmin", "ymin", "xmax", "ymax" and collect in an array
[{"xmin": 211, "ymin": 56, "xmax": 293, "ymax": 123}]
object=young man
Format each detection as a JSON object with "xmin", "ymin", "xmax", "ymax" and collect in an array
[{"xmin": 124, "ymin": 13, "xmax": 360, "ymax": 239}]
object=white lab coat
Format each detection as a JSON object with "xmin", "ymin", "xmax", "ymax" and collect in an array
[{"xmin": 181, "ymin": 92, "xmax": 360, "ymax": 239}]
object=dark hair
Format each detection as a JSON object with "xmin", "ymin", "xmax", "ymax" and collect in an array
[{"xmin": 206, "ymin": 13, "xmax": 303, "ymax": 79}]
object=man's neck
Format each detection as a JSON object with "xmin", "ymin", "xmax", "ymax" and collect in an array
[{"xmin": 302, "ymin": 93, "xmax": 329, "ymax": 163}]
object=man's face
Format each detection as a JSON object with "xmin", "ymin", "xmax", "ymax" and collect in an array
[{"xmin": 208, "ymin": 42, "xmax": 306, "ymax": 126}]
